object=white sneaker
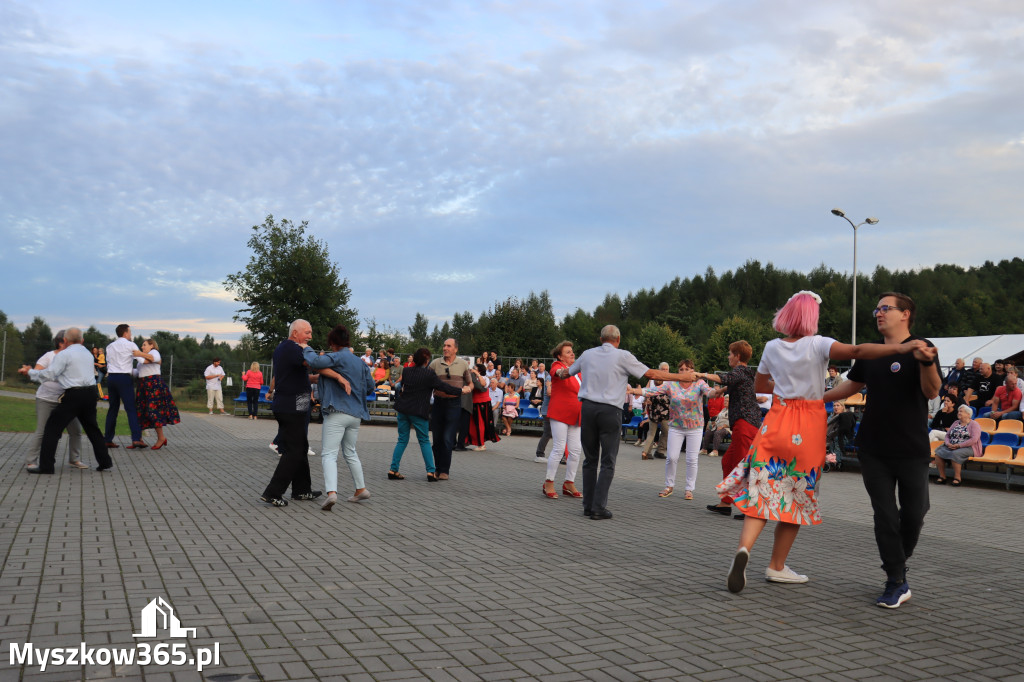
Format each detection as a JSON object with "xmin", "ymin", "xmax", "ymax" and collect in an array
[
  {"xmin": 534, "ymin": 455, "xmax": 546, "ymax": 462},
  {"xmin": 268, "ymin": 443, "xmax": 278, "ymax": 453},
  {"xmin": 307, "ymin": 448, "xmax": 316, "ymax": 456},
  {"xmin": 69, "ymin": 461, "xmax": 90, "ymax": 469},
  {"xmin": 765, "ymin": 565, "xmax": 809, "ymax": 583}
]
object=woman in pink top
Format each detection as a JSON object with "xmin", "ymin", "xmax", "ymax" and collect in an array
[
  {"xmin": 629, "ymin": 359, "xmax": 711, "ymax": 500},
  {"xmin": 241, "ymin": 362, "xmax": 264, "ymax": 420}
]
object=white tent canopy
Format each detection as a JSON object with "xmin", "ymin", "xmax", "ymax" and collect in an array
[{"xmin": 929, "ymin": 335, "xmax": 1024, "ymax": 368}]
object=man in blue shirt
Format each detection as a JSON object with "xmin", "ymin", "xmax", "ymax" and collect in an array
[
  {"xmin": 20, "ymin": 327, "xmax": 113, "ymax": 474},
  {"xmin": 560, "ymin": 325, "xmax": 693, "ymax": 519}
]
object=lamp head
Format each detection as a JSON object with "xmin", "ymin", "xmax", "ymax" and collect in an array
[
  {"xmin": 831, "ymin": 208, "xmax": 846, "ymax": 217},
  {"xmin": 865, "ymin": 217, "xmax": 879, "ymax": 225}
]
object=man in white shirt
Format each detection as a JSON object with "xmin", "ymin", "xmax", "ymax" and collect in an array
[
  {"xmin": 20, "ymin": 327, "xmax": 114, "ymax": 473},
  {"xmin": 204, "ymin": 358, "xmax": 227, "ymax": 414},
  {"xmin": 104, "ymin": 323, "xmax": 152, "ymax": 449},
  {"xmin": 26, "ymin": 330, "xmax": 89, "ymax": 469}
]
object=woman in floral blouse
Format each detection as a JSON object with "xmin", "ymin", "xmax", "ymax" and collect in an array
[
  {"xmin": 630, "ymin": 359, "xmax": 710, "ymax": 500},
  {"xmin": 718, "ymin": 291, "xmax": 925, "ymax": 594}
]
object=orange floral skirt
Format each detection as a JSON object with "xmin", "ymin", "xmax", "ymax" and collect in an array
[{"xmin": 716, "ymin": 398, "xmax": 826, "ymax": 526}]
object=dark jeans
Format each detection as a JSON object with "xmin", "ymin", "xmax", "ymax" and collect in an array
[
  {"xmin": 456, "ymin": 408, "xmax": 471, "ymax": 448},
  {"xmin": 580, "ymin": 400, "xmax": 621, "ymax": 514},
  {"xmin": 431, "ymin": 397, "xmax": 461, "ymax": 475},
  {"xmin": 38, "ymin": 387, "xmax": 111, "ymax": 473},
  {"xmin": 858, "ymin": 448, "xmax": 931, "ymax": 581},
  {"xmin": 245, "ymin": 387, "xmax": 260, "ymax": 416},
  {"xmin": 535, "ymin": 417, "xmax": 552, "ymax": 456},
  {"xmin": 104, "ymin": 373, "xmax": 141, "ymax": 442},
  {"xmin": 262, "ymin": 411, "xmax": 312, "ymax": 499}
]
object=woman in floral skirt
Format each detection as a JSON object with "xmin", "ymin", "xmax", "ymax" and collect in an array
[
  {"xmin": 718, "ymin": 291, "xmax": 923, "ymax": 593},
  {"xmin": 134, "ymin": 339, "xmax": 180, "ymax": 450}
]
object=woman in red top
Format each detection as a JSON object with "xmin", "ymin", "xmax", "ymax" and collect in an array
[
  {"xmin": 542, "ymin": 340, "xmax": 583, "ymax": 499},
  {"xmin": 241, "ymin": 362, "xmax": 264, "ymax": 420},
  {"xmin": 467, "ymin": 363, "xmax": 500, "ymax": 450}
]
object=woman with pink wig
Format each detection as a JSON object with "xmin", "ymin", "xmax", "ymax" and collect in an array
[{"xmin": 718, "ymin": 291, "xmax": 925, "ymax": 594}]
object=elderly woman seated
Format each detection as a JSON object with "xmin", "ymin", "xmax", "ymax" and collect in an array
[{"xmin": 932, "ymin": 404, "xmax": 983, "ymax": 487}]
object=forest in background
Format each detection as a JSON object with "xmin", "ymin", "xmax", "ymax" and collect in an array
[{"xmin": 3, "ymin": 257, "xmax": 1022, "ymax": 386}]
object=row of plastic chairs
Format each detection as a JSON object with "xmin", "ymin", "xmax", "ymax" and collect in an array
[{"xmin": 973, "ymin": 418, "xmax": 1023, "ymax": 436}]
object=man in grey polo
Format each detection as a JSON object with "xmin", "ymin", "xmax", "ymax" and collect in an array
[{"xmin": 560, "ymin": 325, "xmax": 694, "ymax": 519}]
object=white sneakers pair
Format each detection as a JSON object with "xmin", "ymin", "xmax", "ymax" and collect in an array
[{"xmin": 727, "ymin": 547, "xmax": 809, "ymax": 593}]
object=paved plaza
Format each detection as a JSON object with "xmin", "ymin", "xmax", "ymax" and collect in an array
[{"xmin": 1, "ymin": 399, "xmax": 1023, "ymax": 681}]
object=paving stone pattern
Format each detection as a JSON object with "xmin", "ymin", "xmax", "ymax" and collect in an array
[{"xmin": 1, "ymin": 404, "xmax": 1023, "ymax": 681}]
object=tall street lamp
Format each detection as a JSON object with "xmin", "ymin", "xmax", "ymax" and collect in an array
[{"xmin": 831, "ymin": 209, "xmax": 879, "ymax": 344}]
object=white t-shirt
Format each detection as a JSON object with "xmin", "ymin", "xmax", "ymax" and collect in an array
[
  {"xmin": 757, "ymin": 335, "xmax": 836, "ymax": 400},
  {"xmin": 138, "ymin": 350, "xmax": 161, "ymax": 378},
  {"xmin": 106, "ymin": 337, "xmax": 140, "ymax": 374},
  {"xmin": 204, "ymin": 363, "xmax": 225, "ymax": 390},
  {"xmin": 35, "ymin": 350, "xmax": 64, "ymax": 402}
]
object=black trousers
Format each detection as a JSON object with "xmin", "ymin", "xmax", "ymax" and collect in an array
[
  {"xmin": 430, "ymin": 398, "xmax": 461, "ymax": 475},
  {"xmin": 262, "ymin": 411, "xmax": 312, "ymax": 499},
  {"xmin": 580, "ymin": 400, "xmax": 621, "ymax": 514},
  {"xmin": 245, "ymin": 387, "xmax": 260, "ymax": 416},
  {"xmin": 858, "ymin": 448, "xmax": 931, "ymax": 581},
  {"xmin": 38, "ymin": 387, "xmax": 111, "ymax": 473},
  {"xmin": 456, "ymin": 409, "xmax": 471, "ymax": 448}
]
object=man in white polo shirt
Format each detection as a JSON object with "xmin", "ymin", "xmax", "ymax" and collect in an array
[
  {"xmin": 104, "ymin": 323, "xmax": 152, "ymax": 449},
  {"xmin": 204, "ymin": 358, "xmax": 227, "ymax": 414}
]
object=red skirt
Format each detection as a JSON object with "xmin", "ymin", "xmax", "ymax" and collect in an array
[
  {"xmin": 468, "ymin": 401, "xmax": 500, "ymax": 446},
  {"xmin": 717, "ymin": 398, "xmax": 826, "ymax": 525},
  {"xmin": 135, "ymin": 375, "xmax": 181, "ymax": 429}
]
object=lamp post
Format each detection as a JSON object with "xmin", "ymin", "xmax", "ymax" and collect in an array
[{"xmin": 831, "ymin": 209, "xmax": 879, "ymax": 345}]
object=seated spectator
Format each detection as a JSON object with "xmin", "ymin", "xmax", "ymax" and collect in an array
[
  {"xmin": 825, "ymin": 402, "xmax": 856, "ymax": 463},
  {"xmin": 756, "ymin": 392, "xmax": 772, "ymax": 417},
  {"xmin": 941, "ymin": 358, "xmax": 964, "ymax": 398},
  {"xmin": 372, "ymin": 360, "xmax": 388, "ymax": 385},
  {"xmin": 403, "ymin": 354, "xmax": 415, "ymax": 368},
  {"xmin": 945, "ymin": 384, "xmax": 965, "ymax": 409},
  {"xmin": 536, "ymin": 362, "xmax": 548, "ymax": 382},
  {"xmin": 388, "ymin": 357, "xmax": 403, "ymax": 388},
  {"xmin": 706, "ymin": 392, "xmax": 725, "ymax": 422},
  {"xmin": 993, "ymin": 359, "xmax": 1006, "ymax": 386},
  {"xmin": 485, "ymin": 361, "xmax": 496, "ymax": 378},
  {"xmin": 1008, "ymin": 366, "xmax": 1024, "ymax": 395},
  {"xmin": 488, "ymin": 377, "xmax": 503, "ymax": 428},
  {"xmin": 958, "ymin": 357, "xmax": 983, "ymax": 399},
  {"xmin": 964, "ymin": 363, "xmax": 996, "ymax": 407},
  {"xmin": 932, "ymin": 405, "xmax": 982, "ymax": 486},
  {"xmin": 361, "ymin": 348, "xmax": 374, "ymax": 366},
  {"xmin": 529, "ymin": 359, "xmax": 540, "ymax": 375},
  {"xmin": 500, "ymin": 383, "xmax": 520, "ymax": 436},
  {"xmin": 700, "ymin": 395, "xmax": 730, "ymax": 455},
  {"xmin": 528, "ymin": 374, "xmax": 547, "ymax": 408},
  {"xmin": 506, "ymin": 367, "xmax": 526, "ymax": 393},
  {"xmin": 825, "ymin": 366, "xmax": 844, "ymax": 391},
  {"xmin": 990, "ymin": 375, "xmax": 1022, "ymax": 421},
  {"xmin": 522, "ymin": 370, "xmax": 540, "ymax": 402},
  {"xmin": 928, "ymin": 395, "xmax": 958, "ymax": 441}
]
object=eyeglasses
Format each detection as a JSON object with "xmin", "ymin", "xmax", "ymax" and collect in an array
[
  {"xmin": 872, "ymin": 305, "xmax": 904, "ymax": 317},
  {"xmin": 445, "ymin": 368, "xmax": 450, "ymax": 379}
]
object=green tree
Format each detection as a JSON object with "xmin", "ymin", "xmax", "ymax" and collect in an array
[
  {"xmin": 701, "ymin": 315, "xmax": 774, "ymax": 372},
  {"xmin": 21, "ymin": 316, "xmax": 53, "ymax": 365},
  {"xmin": 558, "ymin": 308, "xmax": 600, "ymax": 352},
  {"xmin": 83, "ymin": 325, "xmax": 112, "ymax": 351},
  {"xmin": 1, "ymin": 317, "xmax": 26, "ymax": 384},
  {"xmin": 225, "ymin": 215, "xmax": 358, "ymax": 353},
  {"xmin": 626, "ymin": 322, "xmax": 697, "ymax": 372},
  {"xmin": 408, "ymin": 313, "xmax": 429, "ymax": 346}
]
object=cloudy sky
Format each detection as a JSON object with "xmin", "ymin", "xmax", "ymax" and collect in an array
[{"xmin": 2, "ymin": 0, "xmax": 1021, "ymax": 343}]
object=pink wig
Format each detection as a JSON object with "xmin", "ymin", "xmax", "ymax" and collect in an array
[{"xmin": 773, "ymin": 292, "xmax": 820, "ymax": 337}]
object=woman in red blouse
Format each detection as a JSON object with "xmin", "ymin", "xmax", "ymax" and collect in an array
[{"xmin": 542, "ymin": 341, "xmax": 583, "ymax": 499}]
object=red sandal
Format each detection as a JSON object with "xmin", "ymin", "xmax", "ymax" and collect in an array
[
  {"xmin": 562, "ymin": 483, "xmax": 583, "ymax": 498},
  {"xmin": 543, "ymin": 481, "xmax": 559, "ymax": 498}
]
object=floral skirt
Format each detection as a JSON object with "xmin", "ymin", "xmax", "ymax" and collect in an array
[
  {"xmin": 135, "ymin": 375, "xmax": 181, "ymax": 429},
  {"xmin": 716, "ymin": 398, "xmax": 826, "ymax": 526}
]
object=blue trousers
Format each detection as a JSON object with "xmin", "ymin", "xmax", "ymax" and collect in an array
[
  {"xmin": 104, "ymin": 373, "xmax": 141, "ymax": 442},
  {"xmin": 391, "ymin": 413, "xmax": 435, "ymax": 473},
  {"xmin": 430, "ymin": 398, "xmax": 461, "ymax": 475}
]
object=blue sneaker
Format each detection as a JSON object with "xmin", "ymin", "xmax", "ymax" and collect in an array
[{"xmin": 876, "ymin": 580, "xmax": 911, "ymax": 608}]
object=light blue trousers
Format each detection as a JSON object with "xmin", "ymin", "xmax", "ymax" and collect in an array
[
  {"xmin": 390, "ymin": 412, "xmax": 435, "ymax": 473},
  {"xmin": 320, "ymin": 411, "xmax": 364, "ymax": 492}
]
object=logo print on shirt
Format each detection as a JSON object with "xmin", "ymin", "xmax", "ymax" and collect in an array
[{"xmin": 890, "ymin": 362, "xmax": 901, "ymax": 373}]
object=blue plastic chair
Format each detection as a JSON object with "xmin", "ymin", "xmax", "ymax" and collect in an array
[
  {"xmin": 521, "ymin": 407, "xmax": 541, "ymax": 420},
  {"xmin": 989, "ymin": 432, "xmax": 1020, "ymax": 448},
  {"xmin": 977, "ymin": 406, "xmax": 992, "ymax": 418}
]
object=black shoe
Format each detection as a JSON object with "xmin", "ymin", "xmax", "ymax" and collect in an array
[
  {"xmin": 260, "ymin": 496, "xmax": 288, "ymax": 507},
  {"xmin": 590, "ymin": 509, "xmax": 613, "ymax": 520},
  {"xmin": 706, "ymin": 504, "xmax": 732, "ymax": 515},
  {"xmin": 96, "ymin": 464, "xmax": 113, "ymax": 472},
  {"xmin": 734, "ymin": 513, "xmax": 745, "ymax": 520},
  {"xmin": 454, "ymin": 446, "xmax": 468, "ymax": 451},
  {"xmin": 654, "ymin": 453, "xmax": 666, "ymax": 459},
  {"xmin": 583, "ymin": 509, "xmax": 593, "ymax": 517},
  {"xmin": 27, "ymin": 467, "xmax": 54, "ymax": 475},
  {"xmin": 559, "ymin": 457, "xmax": 567, "ymax": 465},
  {"xmin": 292, "ymin": 491, "xmax": 323, "ymax": 501}
]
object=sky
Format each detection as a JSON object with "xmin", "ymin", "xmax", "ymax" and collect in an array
[{"xmin": 2, "ymin": 0, "xmax": 1022, "ymax": 343}]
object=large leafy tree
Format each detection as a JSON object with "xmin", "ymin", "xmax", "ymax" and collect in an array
[
  {"xmin": 625, "ymin": 322, "xmax": 697, "ymax": 373},
  {"xmin": 225, "ymin": 215, "xmax": 358, "ymax": 353},
  {"xmin": 21, "ymin": 316, "xmax": 53, "ymax": 364}
]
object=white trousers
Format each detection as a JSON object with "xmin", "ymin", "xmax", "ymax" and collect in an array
[
  {"xmin": 664, "ymin": 425, "xmax": 703, "ymax": 491},
  {"xmin": 545, "ymin": 419, "xmax": 582, "ymax": 483}
]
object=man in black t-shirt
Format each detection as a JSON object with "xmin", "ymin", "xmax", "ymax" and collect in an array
[
  {"xmin": 969, "ymin": 363, "xmax": 997, "ymax": 407},
  {"xmin": 825, "ymin": 292, "xmax": 941, "ymax": 610}
]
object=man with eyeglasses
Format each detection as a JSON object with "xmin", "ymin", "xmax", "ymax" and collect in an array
[
  {"xmin": 825, "ymin": 292, "xmax": 940, "ymax": 609},
  {"xmin": 428, "ymin": 338, "xmax": 472, "ymax": 480}
]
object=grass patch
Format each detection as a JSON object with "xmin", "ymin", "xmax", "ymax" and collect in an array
[{"xmin": 0, "ymin": 395, "xmax": 133, "ymax": 434}]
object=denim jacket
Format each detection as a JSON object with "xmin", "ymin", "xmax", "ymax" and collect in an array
[{"xmin": 302, "ymin": 346, "xmax": 374, "ymax": 420}]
